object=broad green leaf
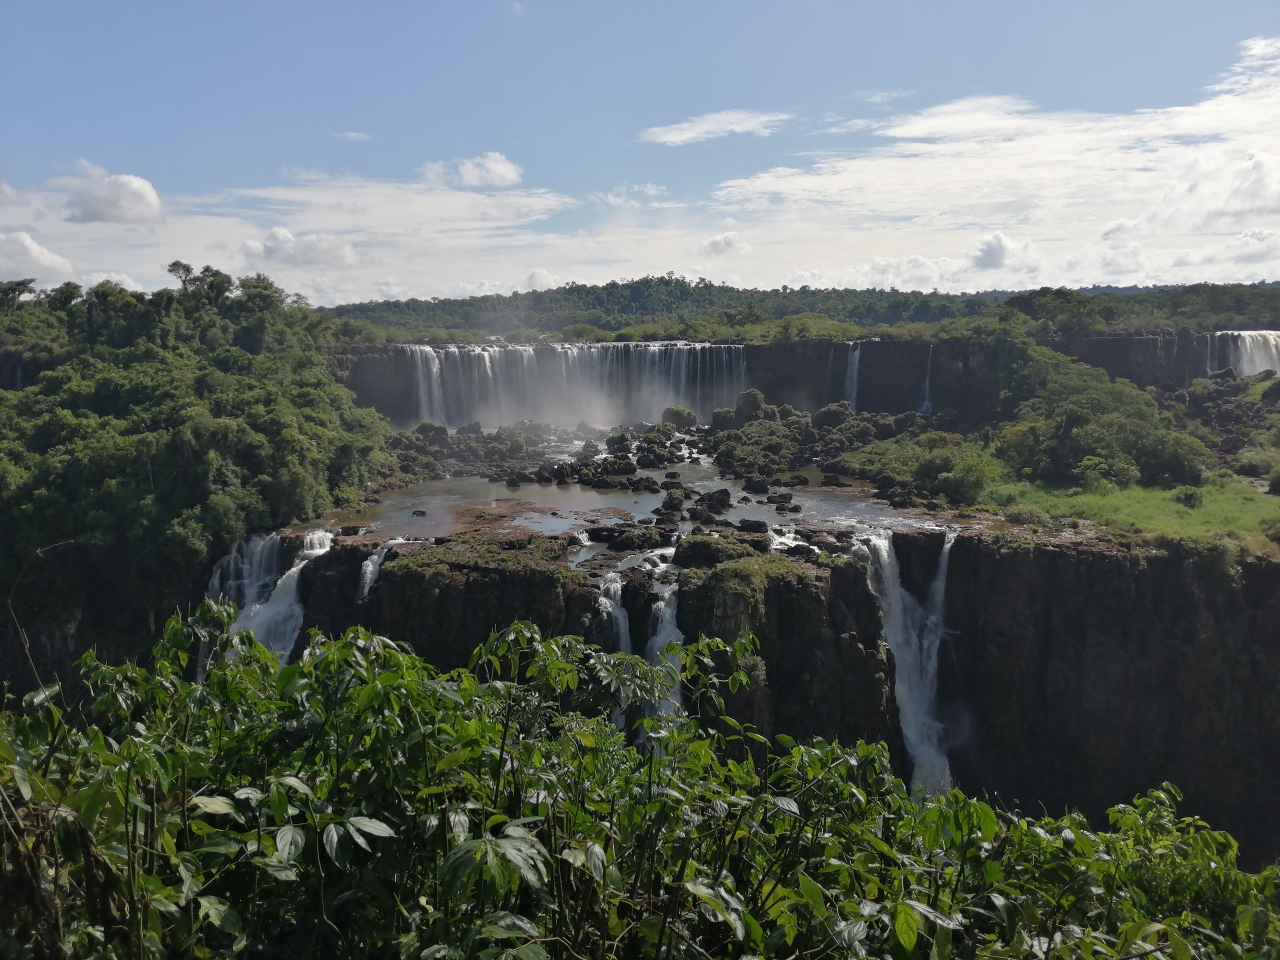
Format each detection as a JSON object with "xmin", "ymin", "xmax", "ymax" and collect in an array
[
  {"xmin": 348, "ymin": 815, "xmax": 396, "ymax": 838},
  {"xmin": 797, "ymin": 872, "xmax": 827, "ymax": 917},
  {"xmin": 198, "ymin": 896, "xmax": 242, "ymax": 935},
  {"xmin": 323, "ymin": 823, "xmax": 350, "ymax": 869},
  {"xmin": 435, "ymin": 747, "xmax": 472, "ymax": 774},
  {"xmin": 276, "ymin": 824, "xmax": 305, "ymax": 863},
  {"xmin": 190, "ymin": 796, "xmax": 237, "ymax": 816},
  {"xmin": 894, "ymin": 902, "xmax": 918, "ymax": 950}
]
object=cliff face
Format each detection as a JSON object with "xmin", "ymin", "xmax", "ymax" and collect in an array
[
  {"xmin": 941, "ymin": 531, "xmax": 1280, "ymax": 866},
  {"xmin": 1042, "ymin": 331, "xmax": 1214, "ymax": 389},
  {"xmin": 366, "ymin": 533, "xmax": 600, "ymax": 671},
  {"xmin": 676, "ymin": 554, "xmax": 901, "ymax": 757}
]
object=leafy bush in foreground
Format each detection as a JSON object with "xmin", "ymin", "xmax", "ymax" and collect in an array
[{"xmin": 1, "ymin": 610, "xmax": 1276, "ymax": 959}]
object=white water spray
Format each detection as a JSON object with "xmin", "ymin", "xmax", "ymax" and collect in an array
[
  {"xmin": 356, "ymin": 539, "xmax": 405, "ymax": 601},
  {"xmin": 646, "ymin": 580, "xmax": 684, "ymax": 714},
  {"xmin": 865, "ymin": 529, "xmax": 954, "ymax": 795},
  {"xmin": 395, "ymin": 342, "xmax": 746, "ymax": 429},
  {"xmin": 596, "ymin": 572, "xmax": 632, "ymax": 655},
  {"xmin": 228, "ymin": 529, "xmax": 334, "ymax": 662},
  {"xmin": 1210, "ymin": 331, "xmax": 1280, "ymax": 378},
  {"xmin": 844, "ymin": 344, "xmax": 861, "ymax": 412}
]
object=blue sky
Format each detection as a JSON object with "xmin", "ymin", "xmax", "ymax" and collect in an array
[{"xmin": 3, "ymin": 0, "xmax": 1280, "ymax": 301}]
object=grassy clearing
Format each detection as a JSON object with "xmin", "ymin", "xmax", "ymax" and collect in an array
[{"xmin": 995, "ymin": 480, "xmax": 1280, "ymax": 553}]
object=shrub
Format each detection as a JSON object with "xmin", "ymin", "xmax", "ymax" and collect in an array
[
  {"xmin": 1170, "ymin": 485, "xmax": 1204, "ymax": 508},
  {"xmin": 1004, "ymin": 504, "xmax": 1051, "ymax": 526},
  {"xmin": 661, "ymin": 404, "xmax": 697, "ymax": 430}
]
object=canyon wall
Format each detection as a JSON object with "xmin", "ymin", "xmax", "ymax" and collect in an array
[{"xmin": 940, "ymin": 531, "xmax": 1280, "ymax": 867}]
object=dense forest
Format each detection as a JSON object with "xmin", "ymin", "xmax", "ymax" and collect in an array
[{"xmin": 323, "ymin": 275, "xmax": 1280, "ymax": 340}]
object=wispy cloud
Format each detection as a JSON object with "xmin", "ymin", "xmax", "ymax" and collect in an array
[
  {"xmin": 334, "ymin": 132, "xmax": 372, "ymax": 141},
  {"xmin": 639, "ymin": 109, "xmax": 791, "ymax": 146},
  {"xmin": 855, "ymin": 89, "xmax": 912, "ymax": 104},
  {"xmin": 453, "ymin": 152, "xmax": 523, "ymax": 187}
]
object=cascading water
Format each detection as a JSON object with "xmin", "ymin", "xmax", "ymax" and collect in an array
[
  {"xmin": 646, "ymin": 580, "xmax": 684, "ymax": 715},
  {"xmin": 356, "ymin": 539, "xmax": 405, "ymax": 601},
  {"xmin": 596, "ymin": 572, "xmax": 631, "ymax": 655},
  {"xmin": 395, "ymin": 342, "xmax": 746, "ymax": 429},
  {"xmin": 865, "ymin": 529, "xmax": 954, "ymax": 795},
  {"xmin": 844, "ymin": 344, "xmax": 861, "ymax": 412},
  {"xmin": 206, "ymin": 534, "xmax": 285, "ymax": 610},
  {"xmin": 919, "ymin": 344, "xmax": 934, "ymax": 414},
  {"xmin": 228, "ymin": 529, "xmax": 334, "ymax": 662},
  {"xmin": 1211, "ymin": 331, "xmax": 1280, "ymax": 378}
]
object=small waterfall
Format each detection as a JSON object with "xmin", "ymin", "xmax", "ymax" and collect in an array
[
  {"xmin": 645, "ymin": 581, "xmax": 684, "ymax": 714},
  {"xmin": 596, "ymin": 572, "xmax": 631, "ymax": 655},
  {"xmin": 206, "ymin": 534, "xmax": 284, "ymax": 610},
  {"xmin": 393, "ymin": 342, "xmax": 747, "ymax": 429},
  {"xmin": 356, "ymin": 539, "xmax": 405, "ymax": 601},
  {"xmin": 865, "ymin": 529, "xmax": 954, "ymax": 795},
  {"xmin": 229, "ymin": 529, "xmax": 334, "ymax": 662},
  {"xmin": 919, "ymin": 344, "xmax": 934, "ymax": 414},
  {"xmin": 844, "ymin": 344, "xmax": 861, "ymax": 412},
  {"xmin": 1212, "ymin": 331, "xmax": 1280, "ymax": 378}
]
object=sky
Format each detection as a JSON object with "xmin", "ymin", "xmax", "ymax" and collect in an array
[{"xmin": 3, "ymin": 0, "xmax": 1280, "ymax": 303}]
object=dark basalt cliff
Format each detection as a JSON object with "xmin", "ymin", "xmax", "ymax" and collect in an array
[
  {"xmin": 675, "ymin": 552, "xmax": 901, "ymax": 757},
  {"xmin": 939, "ymin": 531, "xmax": 1280, "ymax": 867}
]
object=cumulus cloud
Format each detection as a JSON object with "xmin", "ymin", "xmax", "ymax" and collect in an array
[
  {"xmin": 454, "ymin": 152, "xmax": 523, "ymax": 187},
  {"xmin": 523, "ymin": 268, "xmax": 558, "ymax": 290},
  {"xmin": 700, "ymin": 231, "xmax": 751, "ymax": 256},
  {"xmin": 640, "ymin": 109, "xmax": 791, "ymax": 146},
  {"xmin": 334, "ymin": 132, "xmax": 371, "ymax": 141},
  {"xmin": 242, "ymin": 226, "xmax": 357, "ymax": 267},
  {"xmin": 0, "ymin": 232, "xmax": 75, "ymax": 283},
  {"xmin": 54, "ymin": 161, "xmax": 163, "ymax": 223},
  {"xmin": 85, "ymin": 271, "xmax": 144, "ymax": 290}
]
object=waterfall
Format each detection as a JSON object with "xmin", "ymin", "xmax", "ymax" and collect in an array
[
  {"xmin": 356, "ymin": 539, "xmax": 405, "ymax": 601},
  {"xmin": 919, "ymin": 344, "xmax": 934, "ymax": 414},
  {"xmin": 844, "ymin": 344, "xmax": 861, "ymax": 412},
  {"xmin": 646, "ymin": 581, "xmax": 684, "ymax": 714},
  {"xmin": 596, "ymin": 572, "xmax": 631, "ymax": 655},
  {"xmin": 206, "ymin": 534, "xmax": 285, "ymax": 610},
  {"xmin": 1211, "ymin": 331, "xmax": 1280, "ymax": 378},
  {"xmin": 865, "ymin": 529, "xmax": 954, "ymax": 795},
  {"xmin": 393, "ymin": 342, "xmax": 747, "ymax": 429},
  {"xmin": 227, "ymin": 529, "xmax": 334, "ymax": 662}
]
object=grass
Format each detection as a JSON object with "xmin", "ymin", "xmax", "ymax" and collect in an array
[{"xmin": 996, "ymin": 479, "xmax": 1280, "ymax": 553}]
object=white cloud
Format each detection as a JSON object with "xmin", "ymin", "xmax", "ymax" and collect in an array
[
  {"xmin": 523, "ymin": 268, "xmax": 558, "ymax": 290},
  {"xmin": 10, "ymin": 37, "xmax": 1280, "ymax": 301},
  {"xmin": 334, "ymin": 132, "xmax": 372, "ymax": 141},
  {"xmin": 454, "ymin": 152, "xmax": 523, "ymax": 187},
  {"xmin": 639, "ymin": 109, "xmax": 792, "ymax": 146},
  {"xmin": 856, "ymin": 89, "xmax": 912, "ymax": 104},
  {"xmin": 85, "ymin": 271, "xmax": 143, "ymax": 290},
  {"xmin": 0, "ymin": 232, "xmax": 75, "ymax": 283},
  {"xmin": 54, "ymin": 161, "xmax": 163, "ymax": 223},
  {"xmin": 700, "ymin": 231, "xmax": 751, "ymax": 256},
  {"xmin": 242, "ymin": 226, "xmax": 357, "ymax": 267}
]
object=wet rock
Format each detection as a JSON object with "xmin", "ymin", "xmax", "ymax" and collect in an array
[
  {"xmin": 738, "ymin": 519, "xmax": 770, "ymax": 534},
  {"xmin": 766, "ymin": 492, "xmax": 794, "ymax": 504},
  {"xmin": 665, "ymin": 471, "xmax": 681, "ymax": 479},
  {"xmin": 411, "ymin": 510, "xmax": 426, "ymax": 517},
  {"xmin": 743, "ymin": 477, "xmax": 769, "ymax": 494}
]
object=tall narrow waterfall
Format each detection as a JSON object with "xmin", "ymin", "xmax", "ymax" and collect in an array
[
  {"xmin": 356, "ymin": 539, "xmax": 405, "ymax": 601},
  {"xmin": 596, "ymin": 572, "xmax": 631, "ymax": 655},
  {"xmin": 227, "ymin": 529, "xmax": 334, "ymax": 662},
  {"xmin": 919, "ymin": 344, "xmax": 934, "ymax": 414},
  {"xmin": 395, "ymin": 342, "xmax": 746, "ymax": 429},
  {"xmin": 844, "ymin": 344, "xmax": 861, "ymax": 412},
  {"xmin": 646, "ymin": 581, "xmax": 684, "ymax": 714},
  {"xmin": 865, "ymin": 530, "xmax": 954, "ymax": 795},
  {"xmin": 1211, "ymin": 331, "xmax": 1280, "ymax": 378}
]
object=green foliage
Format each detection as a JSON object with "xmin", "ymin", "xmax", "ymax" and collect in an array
[
  {"xmin": 0, "ymin": 271, "xmax": 389, "ymax": 654},
  {"xmin": 660, "ymin": 405, "xmax": 697, "ymax": 430},
  {"xmin": 1, "ymin": 611, "xmax": 1275, "ymax": 958}
]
